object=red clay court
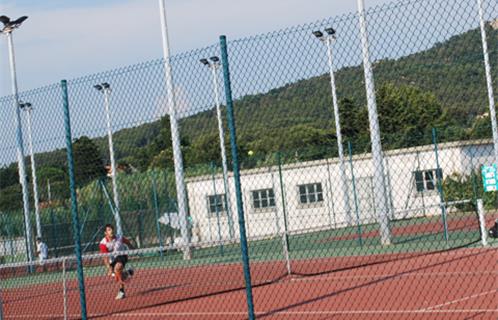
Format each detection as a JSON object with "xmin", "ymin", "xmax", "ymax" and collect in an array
[{"xmin": 4, "ymin": 247, "xmax": 497, "ymax": 319}]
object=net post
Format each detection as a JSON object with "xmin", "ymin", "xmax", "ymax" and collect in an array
[
  {"xmin": 62, "ymin": 257, "xmax": 68, "ymax": 320},
  {"xmin": 61, "ymin": 79, "xmax": 88, "ymax": 320},
  {"xmin": 219, "ymin": 35, "xmax": 256, "ymax": 320},
  {"xmin": 476, "ymin": 199, "xmax": 488, "ymax": 247}
]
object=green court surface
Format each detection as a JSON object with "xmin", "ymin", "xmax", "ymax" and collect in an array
[{"xmin": 1, "ymin": 211, "xmax": 490, "ymax": 290}]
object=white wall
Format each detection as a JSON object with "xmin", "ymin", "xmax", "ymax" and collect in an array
[{"xmin": 186, "ymin": 140, "xmax": 493, "ymax": 240}]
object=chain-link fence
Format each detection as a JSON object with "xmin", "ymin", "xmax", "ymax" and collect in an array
[{"xmin": 1, "ymin": 0, "xmax": 497, "ymax": 318}]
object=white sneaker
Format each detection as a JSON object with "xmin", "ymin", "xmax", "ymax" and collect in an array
[{"xmin": 115, "ymin": 290, "xmax": 125, "ymax": 300}]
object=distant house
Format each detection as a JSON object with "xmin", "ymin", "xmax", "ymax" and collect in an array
[
  {"xmin": 186, "ymin": 139, "xmax": 494, "ymax": 242},
  {"xmin": 104, "ymin": 163, "xmax": 137, "ymax": 177},
  {"xmin": 491, "ymin": 19, "xmax": 498, "ymax": 30}
]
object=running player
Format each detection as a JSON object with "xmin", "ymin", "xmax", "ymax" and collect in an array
[{"xmin": 99, "ymin": 224, "xmax": 134, "ymax": 300}]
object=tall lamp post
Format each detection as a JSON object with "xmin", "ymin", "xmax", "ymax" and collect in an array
[
  {"xmin": 313, "ymin": 28, "xmax": 352, "ymax": 226},
  {"xmin": 19, "ymin": 102, "xmax": 42, "ymax": 238},
  {"xmin": 94, "ymin": 83, "xmax": 123, "ymax": 237},
  {"xmin": 158, "ymin": 0, "xmax": 191, "ymax": 259},
  {"xmin": 0, "ymin": 15, "xmax": 34, "ymax": 262},
  {"xmin": 356, "ymin": 0, "xmax": 391, "ymax": 245},
  {"xmin": 201, "ymin": 56, "xmax": 235, "ymax": 239}
]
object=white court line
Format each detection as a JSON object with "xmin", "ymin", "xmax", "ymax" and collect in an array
[
  {"xmin": 113, "ymin": 309, "xmax": 498, "ymax": 317},
  {"xmin": 289, "ymin": 271, "xmax": 497, "ymax": 282},
  {"xmin": 422, "ymin": 289, "xmax": 497, "ymax": 311},
  {"xmin": 7, "ymin": 309, "xmax": 498, "ymax": 318}
]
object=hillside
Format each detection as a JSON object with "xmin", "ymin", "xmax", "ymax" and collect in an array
[{"xmin": 0, "ymin": 24, "xmax": 497, "ymax": 211}]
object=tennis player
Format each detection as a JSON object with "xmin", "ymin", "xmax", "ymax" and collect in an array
[{"xmin": 99, "ymin": 224, "xmax": 134, "ymax": 300}]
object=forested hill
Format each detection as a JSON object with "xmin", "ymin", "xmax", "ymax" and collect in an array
[{"xmin": 0, "ymin": 24, "xmax": 497, "ymax": 210}]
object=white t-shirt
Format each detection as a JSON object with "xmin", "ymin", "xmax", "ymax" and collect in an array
[
  {"xmin": 99, "ymin": 235, "xmax": 129, "ymax": 262},
  {"xmin": 37, "ymin": 242, "xmax": 48, "ymax": 260}
]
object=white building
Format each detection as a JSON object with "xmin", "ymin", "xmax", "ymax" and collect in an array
[{"xmin": 186, "ymin": 139, "xmax": 493, "ymax": 242}]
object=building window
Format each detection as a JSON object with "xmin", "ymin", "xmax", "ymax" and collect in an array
[
  {"xmin": 207, "ymin": 194, "xmax": 226, "ymax": 216},
  {"xmin": 414, "ymin": 169, "xmax": 443, "ymax": 193},
  {"xmin": 252, "ymin": 189, "xmax": 276, "ymax": 210},
  {"xmin": 298, "ymin": 183, "xmax": 324, "ymax": 204}
]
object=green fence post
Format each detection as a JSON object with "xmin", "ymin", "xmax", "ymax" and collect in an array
[
  {"xmin": 49, "ymin": 209, "xmax": 59, "ymax": 258},
  {"xmin": 210, "ymin": 162, "xmax": 225, "ymax": 256},
  {"xmin": 432, "ymin": 128, "xmax": 449, "ymax": 244},
  {"xmin": 277, "ymin": 152, "xmax": 290, "ymax": 253},
  {"xmin": 61, "ymin": 79, "xmax": 87, "ymax": 320},
  {"xmin": 348, "ymin": 142, "xmax": 363, "ymax": 247},
  {"xmin": 162, "ymin": 171, "xmax": 175, "ymax": 246},
  {"xmin": 151, "ymin": 173, "xmax": 164, "ymax": 257},
  {"xmin": 220, "ymin": 35, "xmax": 255, "ymax": 320}
]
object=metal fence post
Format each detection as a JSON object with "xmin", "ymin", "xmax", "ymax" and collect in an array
[
  {"xmin": 210, "ymin": 162, "xmax": 225, "ymax": 256},
  {"xmin": 220, "ymin": 35, "xmax": 256, "ymax": 320},
  {"xmin": 61, "ymin": 79, "xmax": 87, "ymax": 320},
  {"xmin": 151, "ymin": 173, "xmax": 164, "ymax": 257},
  {"xmin": 432, "ymin": 128, "xmax": 449, "ymax": 244},
  {"xmin": 348, "ymin": 142, "xmax": 363, "ymax": 246}
]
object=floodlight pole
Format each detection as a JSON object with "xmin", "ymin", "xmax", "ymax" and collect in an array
[
  {"xmin": 357, "ymin": 0, "xmax": 391, "ymax": 245},
  {"xmin": 322, "ymin": 33, "xmax": 352, "ymax": 226},
  {"xmin": 4, "ymin": 30, "xmax": 34, "ymax": 262},
  {"xmin": 101, "ymin": 87, "xmax": 123, "ymax": 237},
  {"xmin": 22, "ymin": 104, "xmax": 42, "ymax": 238},
  {"xmin": 158, "ymin": 0, "xmax": 191, "ymax": 259},
  {"xmin": 477, "ymin": 0, "xmax": 498, "ymax": 165},
  {"xmin": 208, "ymin": 60, "xmax": 235, "ymax": 239}
]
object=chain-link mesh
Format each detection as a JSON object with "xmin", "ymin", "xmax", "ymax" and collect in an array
[{"xmin": 1, "ymin": 0, "xmax": 497, "ymax": 318}]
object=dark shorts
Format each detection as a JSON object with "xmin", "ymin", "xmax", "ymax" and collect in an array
[{"xmin": 110, "ymin": 255, "xmax": 128, "ymax": 269}]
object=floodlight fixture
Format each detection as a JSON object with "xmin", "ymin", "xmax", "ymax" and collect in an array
[
  {"xmin": 19, "ymin": 101, "xmax": 32, "ymax": 110},
  {"xmin": 0, "ymin": 15, "xmax": 28, "ymax": 34},
  {"xmin": 312, "ymin": 30, "xmax": 324, "ymax": 39},
  {"xmin": 325, "ymin": 27, "xmax": 336, "ymax": 36},
  {"xmin": 210, "ymin": 56, "xmax": 220, "ymax": 63},
  {"xmin": 94, "ymin": 82, "xmax": 111, "ymax": 92},
  {"xmin": 200, "ymin": 58, "xmax": 209, "ymax": 66}
]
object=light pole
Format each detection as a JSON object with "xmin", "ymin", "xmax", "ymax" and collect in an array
[
  {"xmin": 477, "ymin": 0, "xmax": 498, "ymax": 165},
  {"xmin": 19, "ymin": 102, "xmax": 42, "ymax": 239},
  {"xmin": 357, "ymin": 0, "xmax": 391, "ymax": 245},
  {"xmin": 0, "ymin": 15, "xmax": 34, "ymax": 262},
  {"xmin": 158, "ymin": 0, "xmax": 191, "ymax": 260},
  {"xmin": 313, "ymin": 28, "xmax": 352, "ymax": 226},
  {"xmin": 94, "ymin": 83, "xmax": 123, "ymax": 237},
  {"xmin": 201, "ymin": 56, "xmax": 235, "ymax": 239}
]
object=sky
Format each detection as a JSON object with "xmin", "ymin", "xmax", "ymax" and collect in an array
[{"xmin": 0, "ymin": 0, "xmax": 394, "ymax": 97}]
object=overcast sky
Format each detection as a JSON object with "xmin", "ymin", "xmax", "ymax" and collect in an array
[{"xmin": 0, "ymin": 0, "xmax": 394, "ymax": 96}]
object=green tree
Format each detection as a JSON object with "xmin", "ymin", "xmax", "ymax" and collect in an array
[{"xmin": 73, "ymin": 136, "xmax": 106, "ymax": 187}]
